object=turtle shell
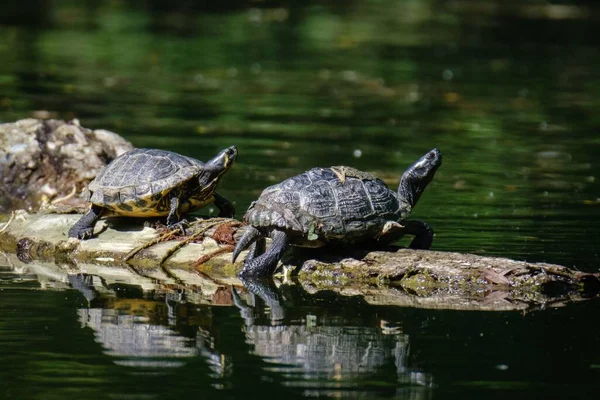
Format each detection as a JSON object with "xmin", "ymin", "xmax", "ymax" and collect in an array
[
  {"xmin": 88, "ymin": 148, "xmax": 205, "ymax": 217},
  {"xmin": 244, "ymin": 166, "xmax": 411, "ymax": 244}
]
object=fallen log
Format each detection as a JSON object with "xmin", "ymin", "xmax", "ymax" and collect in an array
[{"xmin": 0, "ymin": 211, "xmax": 598, "ymax": 310}]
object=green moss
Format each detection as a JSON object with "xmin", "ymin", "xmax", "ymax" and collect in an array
[
  {"xmin": 399, "ymin": 272, "xmax": 437, "ymax": 295},
  {"xmin": 298, "ymin": 261, "xmax": 376, "ymax": 287},
  {"xmin": 0, "ymin": 232, "xmax": 18, "ymax": 253},
  {"xmin": 126, "ymin": 256, "xmax": 163, "ymax": 271},
  {"xmin": 218, "ymin": 262, "xmax": 239, "ymax": 277}
]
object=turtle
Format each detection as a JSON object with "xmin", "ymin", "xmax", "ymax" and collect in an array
[
  {"xmin": 68, "ymin": 146, "xmax": 237, "ymax": 240},
  {"xmin": 232, "ymin": 148, "xmax": 442, "ymax": 277}
]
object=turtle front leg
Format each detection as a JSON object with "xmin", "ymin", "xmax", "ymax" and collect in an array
[
  {"xmin": 402, "ymin": 220, "xmax": 434, "ymax": 249},
  {"xmin": 166, "ymin": 196, "xmax": 187, "ymax": 234},
  {"xmin": 68, "ymin": 205, "xmax": 104, "ymax": 239},
  {"xmin": 213, "ymin": 192, "xmax": 235, "ymax": 218},
  {"xmin": 239, "ymin": 229, "xmax": 289, "ymax": 277}
]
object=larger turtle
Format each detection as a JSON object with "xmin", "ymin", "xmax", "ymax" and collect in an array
[
  {"xmin": 68, "ymin": 146, "xmax": 237, "ymax": 240},
  {"xmin": 232, "ymin": 148, "xmax": 442, "ymax": 277}
]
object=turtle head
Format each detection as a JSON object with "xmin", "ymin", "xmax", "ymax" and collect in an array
[
  {"xmin": 398, "ymin": 148, "xmax": 442, "ymax": 208},
  {"xmin": 198, "ymin": 145, "xmax": 238, "ymax": 188}
]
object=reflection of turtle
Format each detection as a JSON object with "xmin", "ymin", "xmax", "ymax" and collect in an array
[
  {"xmin": 231, "ymin": 278, "xmax": 429, "ymax": 388},
  {"xmin": 233, "ymin": 149, "xmax": 442, "ymax": 276},
  {"xmin": 68, "ymin": 146, "xmax": 237, "ymax": 239}
]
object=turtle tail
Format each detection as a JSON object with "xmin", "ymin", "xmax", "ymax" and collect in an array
[{"xmin": 232, "ymin": 226, "xmax": 263, "ymax": 263}]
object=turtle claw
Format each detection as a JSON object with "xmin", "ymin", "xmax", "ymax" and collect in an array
[
  {"xmin": 232, "ymin": 226, "xmax": 263, "ymax": 263},
  {"xmin": 168, "ymin": 219, "xmax": 189, "ymax": 235},
  {"xmin": 69, "ymin": 227, "xmax": 94, "ymax": 240},
  {"xmin": 68, "ymin": 205, "xmax": 103, "ymax": 240}
]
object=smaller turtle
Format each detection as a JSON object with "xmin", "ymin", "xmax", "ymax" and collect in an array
[
  {"xmin": 68, "ymin": 146, "xmax": 237, "ymax": 240},
  {"xmin": 232, "ymin": 148, "xmax": 442, "ymax": 277}
]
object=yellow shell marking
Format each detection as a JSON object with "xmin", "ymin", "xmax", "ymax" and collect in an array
[{"xmin": 102, "ymin": 194, "xmax": 215, "ymax": 218}]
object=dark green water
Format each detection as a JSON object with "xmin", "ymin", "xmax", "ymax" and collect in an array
[{"xmin": 1, "ymin": 1, "xmax": 600, "ymax": 398}]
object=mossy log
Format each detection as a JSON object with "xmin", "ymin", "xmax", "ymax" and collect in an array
[{"xmin": 1, "ymin": 211, "xmax": 598, "ymax": 311}]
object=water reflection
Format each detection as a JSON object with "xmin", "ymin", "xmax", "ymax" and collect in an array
[
  {"xmin": 67, "ymin": 273, "xmax": 432, "ymax": 396},
  {"xmin": 78, "ymin": 307, "xmax": 196, "ymax": 368},
  {"xmin": 234, "ymin": 277, "xmax": 432, "ymax": 395},
  {"xmin": 70, "ymin": 274, "xmax": 206, "ymax": 371}
]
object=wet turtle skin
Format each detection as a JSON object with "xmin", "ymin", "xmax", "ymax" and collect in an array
[
  {"xmin": 68, "ymin": 146, "xmax": 237, "ymax": 240},
  {"xmin": 233, "ymin": 149, "xmax": 442, "ymax": 277}
]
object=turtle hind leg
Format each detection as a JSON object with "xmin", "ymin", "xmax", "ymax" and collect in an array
[
  {"xmin": 403, "ymin": 220, "xmax": 434, "ymax": 249},
  {"xmin": 239, "ymin": 229, "xmax": 289, "ymax": 277},
  {"xmin": 68, "ymin": 205, "xmax": 104, "ymax": 240}
]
